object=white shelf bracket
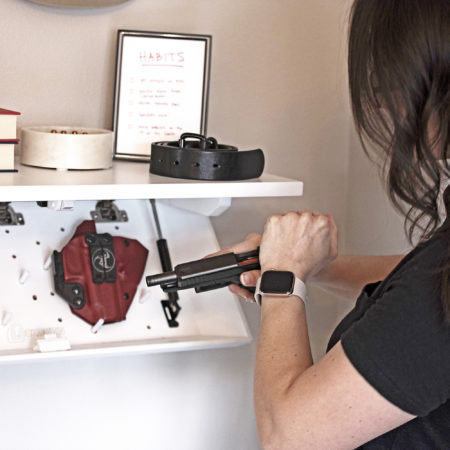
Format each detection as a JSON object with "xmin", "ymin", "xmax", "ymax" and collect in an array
[{"xmin": 160, "ymin": 198, "xmax": 232, "ymax": 217}]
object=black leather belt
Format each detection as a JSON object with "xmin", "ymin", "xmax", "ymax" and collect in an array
[{"xmin": 150, "ymin": 133, "xmax": 265, "ymax": 181}]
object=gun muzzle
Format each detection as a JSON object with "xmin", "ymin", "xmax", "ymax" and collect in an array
[{"xmin": 146, "ymin": 270, "xmax": 177, "ymax": 288}]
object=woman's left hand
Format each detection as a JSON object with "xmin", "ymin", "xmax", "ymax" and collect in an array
[{"xmin": 259, "ymin": 210, "xmax": 338, "ymax": 282}]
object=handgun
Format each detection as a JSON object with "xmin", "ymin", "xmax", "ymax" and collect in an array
[{"xmin": 146, "ymin": 248, "xmax": 260, "ymax": 294}]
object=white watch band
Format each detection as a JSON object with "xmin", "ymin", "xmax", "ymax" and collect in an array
[{"xmin": 254, "ymin": 275, "xmax": 308, "ymax": 306}]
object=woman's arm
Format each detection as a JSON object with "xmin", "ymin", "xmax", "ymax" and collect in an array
[
  {"xmin": 309, "ymin": 254, "xmax": 404, "ymax": 300},
  {"xmin": 254, "ymin": 211, "xmax": 414, "ymax": 449},
  {"xmin": 224, "ymin": 233, "xmax": 404, "ymax": 301},
  {"xmin": 255, "ymin": 302, "xmax": 414, "ymax": 449}
]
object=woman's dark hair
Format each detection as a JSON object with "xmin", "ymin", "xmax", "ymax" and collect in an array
[{"xmin": 348, "ymin": 0, "xmax": 450, "ymax": 321}]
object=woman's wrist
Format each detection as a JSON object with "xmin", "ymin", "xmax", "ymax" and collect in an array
[{"xmin": 260, "ymin": 295, "xmax": 306, "ymax": 313}]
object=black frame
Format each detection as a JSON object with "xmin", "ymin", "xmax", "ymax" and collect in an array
[{"xmin": 112, "ymin": 30, "xmax": 212, "ymax": 161}]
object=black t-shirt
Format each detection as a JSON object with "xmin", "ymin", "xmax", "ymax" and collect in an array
[{"xmin": 327, "ymin": 236, "xmax": 450, "ymax": 449}]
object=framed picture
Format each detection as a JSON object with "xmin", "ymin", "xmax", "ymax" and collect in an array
[{"xmin": 112, "ymin": 30, "xmax": 212, "ymax": 161}]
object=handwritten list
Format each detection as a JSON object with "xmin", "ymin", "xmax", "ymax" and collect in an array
[{"xmin": 116, "ymin": 35, "xmax": 208, "ymax": 157}]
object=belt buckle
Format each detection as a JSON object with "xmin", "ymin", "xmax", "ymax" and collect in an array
[{"xmin": 178, "ymin": 132, "xmax": 218, "ymax": 150}]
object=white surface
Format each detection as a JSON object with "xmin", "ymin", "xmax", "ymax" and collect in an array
[
  {"xmin": 163, "ymin": 197, "xmax": 232, "ymax": 216},
  {"xmin": 0, "ymin": 143, "xmax": 15, "ymax": 170},
  {"xmin": 0, "ymin": 158, "xmax": 303, "ymax": 201},
  {"xmin": 0, "ymin": 113, "xmax": 18, "ymax": 139},
  {"xmin": 0, "ymin": 200, "xmax": 251, "ymax": 363},
  {"xmin": 20, "ymin": 126, "xmax": 113, "ymax": 170},
  {"xmin": 34, "ymin": 334, "xmax": 71, "ymax": 352}
]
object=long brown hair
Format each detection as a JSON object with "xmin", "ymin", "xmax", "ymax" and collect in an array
[{"xmin": 348, "ymin": 0, "xmax": 450, "ymax": 320}]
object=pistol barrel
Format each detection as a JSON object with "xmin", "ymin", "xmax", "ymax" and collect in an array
[{"xmin": 146, "ymin": 271, "xmax": 177, "ymax": 288}]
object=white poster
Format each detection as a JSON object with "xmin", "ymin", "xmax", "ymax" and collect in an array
[{"xmin": 113, "ymin": 31, "xmax": 211, "ymax": 160}]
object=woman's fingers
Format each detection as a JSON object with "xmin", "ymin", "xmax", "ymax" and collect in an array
[
  {"xmin": 204, "ymin": 247, "xmax": 233, "ymax": 258},
  {"xmin": 204, "ymin": 233, "xmax": 262, "ymax": 258},
  {"xmin": 245, "ymin": 232, "xmax": 262, "ymax": 242},
  {"xmin": 229, "ymin": 233, "xmax": 262, "ymax": 254},
  {"xmin": 229, "ymin": 283, "xmax": 255, "ymax": 302},
  {"xmin": 227, "ymin": 269, "xmax": 261, "ymax": 303},
  {"xmin": 240, "ymin": 270, "xmax": 260, "ymax": 287}
]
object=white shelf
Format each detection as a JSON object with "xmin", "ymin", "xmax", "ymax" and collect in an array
[
  {"xmin": 0, "ymin": 159, "xmax": 303, "ymax": 202},
  {"xmin": 0, "ymin": 200, "xmax": 251, "ymax": 363},
  {"xmin": 0, "ymin": 159, "xmax": 303, "ymax": 363}
]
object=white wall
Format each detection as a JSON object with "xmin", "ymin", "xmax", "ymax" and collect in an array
[
  {"xmin": 345, "ymin": 131, "xmax": 410, "ymax": 255},
  {"xmin": 0, "ymin": 1, "xmax": 356, "ymax": 449}
]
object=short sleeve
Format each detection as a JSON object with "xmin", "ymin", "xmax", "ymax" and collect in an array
[{"xmin": 341, "ymin": 244, "xmax": 450, "ymax": 416}]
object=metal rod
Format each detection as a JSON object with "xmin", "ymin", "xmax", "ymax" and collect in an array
[{"xmin": 149, "ymin": 199, "xmax": 163, "ymax": 240}]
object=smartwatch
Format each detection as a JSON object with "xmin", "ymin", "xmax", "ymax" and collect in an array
[{"xmin": 254, "ymin": 270, "xmax": 308, "ymax": 306}]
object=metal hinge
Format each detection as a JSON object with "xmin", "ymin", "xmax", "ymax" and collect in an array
[
  {"xmin": 0, "ymin": 202, "xmax": 24, "ymax": 226},
  {"xmin": 90, "ymin": 200, "xmax": 128, "ymax": 223}
]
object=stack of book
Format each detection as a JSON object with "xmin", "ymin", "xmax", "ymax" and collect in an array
[{"xmin": 0, "ymin": 108, "xmax": 21, "ymax": 172}]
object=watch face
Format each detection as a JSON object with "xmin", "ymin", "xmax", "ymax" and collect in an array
[{"xmin": 260, "ymin": 271, "xmax": 294, "ymax": 294}]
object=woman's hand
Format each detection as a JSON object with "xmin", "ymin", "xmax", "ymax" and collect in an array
[
  {"xmin": 209, "ymin": 210, "xmax": 337, "ymax": 300},
  {"xmin": 206, "ymin": 232, "xmax": 262, "ymax": 301},
  {"xmin": 259, "ymin": 210, "xmax": 338, "ymax": 282}
]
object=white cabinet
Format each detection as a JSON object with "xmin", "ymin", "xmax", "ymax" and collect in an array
[{"xmin": 0, "ymin": 161, "xmax": 303, "ymax": 363}]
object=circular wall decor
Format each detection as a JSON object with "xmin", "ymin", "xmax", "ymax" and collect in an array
[{"xmin": 26, "ymin": 0, "xmax": 130, "ymax": 8}]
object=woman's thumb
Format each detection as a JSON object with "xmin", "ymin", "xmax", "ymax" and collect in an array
[{"xmin": 240, "ymin": 270, "xmax": 260, "ymax": 287}]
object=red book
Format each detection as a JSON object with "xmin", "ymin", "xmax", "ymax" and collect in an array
[{"xmin": 0, "ymin": 108, "xmax": 21, "ymax": 140}]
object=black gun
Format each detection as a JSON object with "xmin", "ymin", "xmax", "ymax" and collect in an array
[{"xmin": 146, "ymin": 248, "xmax": 260, "ymax": 294}]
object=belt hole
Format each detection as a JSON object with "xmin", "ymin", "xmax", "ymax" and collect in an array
[
  {"xmin": 192, "ymin": 162, "xmax": 199, "ymax": 167},
  {"xmin": 173, "ymin": 160, "xmax": 179, "ymax": 166},
  {"xmin": 158, "ymin": 159, "xmax": 163, "ymax": 163},
  {"xmin": 213, "ymin": 164, "xmax": 221, "ymax": 169}
]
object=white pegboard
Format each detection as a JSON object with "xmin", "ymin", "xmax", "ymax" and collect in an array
[{"xmin": 0, "ymin": 199, "xmax": 251, "ymax": 363}]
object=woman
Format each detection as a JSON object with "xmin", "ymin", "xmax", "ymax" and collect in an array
[{"xmin": 224, "ymin": 1, "xmax": 450, "ymax": 448}]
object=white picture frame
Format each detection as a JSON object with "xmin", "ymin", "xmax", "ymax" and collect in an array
[{"xmin": 112, "ymin": 30, "xmax": 212, "ymax": 161}]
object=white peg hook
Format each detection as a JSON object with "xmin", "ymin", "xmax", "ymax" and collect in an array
[
  {"xmin": 2, "ymin": 311, "xmax": 13, "ymax": 326},
  {"xmin": 19, "ymin": 269, "xmax": 30, "ymax": 285},
  {"xmin": 91, "ymin": 318, "xmax": 105, "ymax": 334}
]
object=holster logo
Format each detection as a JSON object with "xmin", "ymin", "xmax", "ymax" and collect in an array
[{"xmin": 92, "ymin": 248, "xmax": 116, "ymax": 273}]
